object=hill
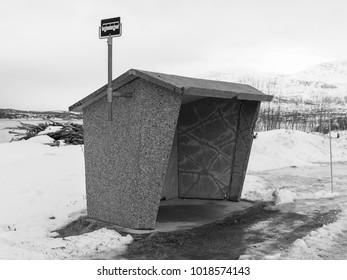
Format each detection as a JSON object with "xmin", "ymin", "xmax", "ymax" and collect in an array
[
  {"xmin": 278, "ymin": 60, "xmax": 347, "ymax": 102},
  {"xmin": 204, "ymin": 60, "xmax": 347, "ymax": 104}
]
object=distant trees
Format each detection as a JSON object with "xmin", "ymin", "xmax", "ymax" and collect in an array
[{"xmin": 235, "ymin": 76, "xmax": 347, "ymax": 134}]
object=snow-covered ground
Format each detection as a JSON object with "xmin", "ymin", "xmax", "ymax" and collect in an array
[
  {"xmin": 242, "ymin": 129, "xmax": 347, "ymax": 202},
  {"xmin": 241, "ymin": 130, "xmax": 347, "ymax": 259},
  {"xmin": 0, "ymin": 128, "xmax": 132, "ymax": 259},
  {"xmin": 0, "ymin": 121, "xmax": 347, "ymax": 259}
]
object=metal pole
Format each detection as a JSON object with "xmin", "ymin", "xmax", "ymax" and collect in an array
[
  {"xmin": 328, "ymin": 110, "xmax": 333, "ymax": 193},
  {"xmin": 107, "ymin": 36, "xmax": 113, "ymax": 121}
]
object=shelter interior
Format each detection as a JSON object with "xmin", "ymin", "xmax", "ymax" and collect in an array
[{"xmin": 161, "ymin": 96, "xmax": 257, "ymax": 202}]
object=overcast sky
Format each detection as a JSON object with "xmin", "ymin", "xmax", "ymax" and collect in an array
[{"xmin": 1, "ymin": 0, "xmax": 346, "ymax": 110}]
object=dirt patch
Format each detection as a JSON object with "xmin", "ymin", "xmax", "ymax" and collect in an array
[
  {"xmin": 53, "ymin": 217, "xmax": 126, "ymax": 238},
  {"xmin": 119, "ymin": 204, "xmax": 339, "ymax": 260}
]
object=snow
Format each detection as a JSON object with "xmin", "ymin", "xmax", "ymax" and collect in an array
[
  {"xmin": 248, "ymin": 129, "xmax": 347, "ymax": 172},
  {"xmin": 0, "ymin": 127, "xmax": 346, "ymax": 259},
  {"xmin": 242, "ymin": 129, "xmax": 347, "ymax": 204},
  {"xmin": 37, "ymin": 125, "xmax": 63, "ymax": 135},
  {"xmin": 26, "ymin": 135, "xmax": 55, "ymax": 144},
  {"xmin": 282, "ymin": 207, "xmax": 347, "ymax": 259},
  {"xmin": 0, "ymin": 138, "xmax": 132, "ymax": 259},
  {"xmin": 291, "ymin": 60, "xmax": 347, "ymax": 85},
  {"xmin": 272, "ymin": 189, "xmax": 296, "ymax": 205}
]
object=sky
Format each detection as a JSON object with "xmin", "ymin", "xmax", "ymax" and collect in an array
[{"xmin": 1, "ymin": 0, "xmax": 347, "ymax": 110}]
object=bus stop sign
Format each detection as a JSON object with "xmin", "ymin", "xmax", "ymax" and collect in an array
[{"xmin": 99, "ymin": 17, "xmax": 122, "ymax": 38}]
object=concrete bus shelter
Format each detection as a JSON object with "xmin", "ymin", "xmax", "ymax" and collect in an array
[{"xmin": 69, "ymin": 69, "xmax": 273, "ymax": 229}]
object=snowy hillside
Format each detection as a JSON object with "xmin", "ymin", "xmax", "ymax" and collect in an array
[
  {"xmin": 204, "ymin": 60, "xmax": 347, "ymax": 102},
  {"xmin": 279, "ymin": 60, "xmax": 347, "ymax": 101},
  {"xmin": 292, "ymin": 60, "xmax": 347, "ymax": 85}
]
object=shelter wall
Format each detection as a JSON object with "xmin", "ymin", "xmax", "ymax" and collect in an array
[
  {"xmin": 161, "ymin": 98, "xmax": 260, "ymax": 201},
  {"xmin": 83, "ymin": 79, "xmax": 181, "ymax": 229},
  {"xmin": 228, "ymin": 100, "xmax": 260, "ymax": 200},
  {"xmin": 161, "ymin": 130, "xmax": 179, "ymax": 200},
  {"xmin": 177, "ymin": 98, "xmax": 240, "ymax": 199}
]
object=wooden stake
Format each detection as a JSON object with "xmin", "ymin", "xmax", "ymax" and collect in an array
[{"xmin": 328, "ymin": 110, "xmax": 333, "ymax": 193}]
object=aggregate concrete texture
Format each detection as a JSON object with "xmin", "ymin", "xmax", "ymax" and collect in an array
[{"xmin": 83, "ymin": 78, "xmax": 181, "ymax": 229}]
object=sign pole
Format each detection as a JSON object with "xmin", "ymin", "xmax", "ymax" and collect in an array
[
  {"xmin": 99, "ymin": 16, "xmax": 121, "ymax": 121},
  {"xmin": 107, "ymin": 36, "xmax": 113, "ymax": 121}
]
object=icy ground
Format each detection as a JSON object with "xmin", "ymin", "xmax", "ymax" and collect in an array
[{"xmin": 0, "ymin": 125, "xmax": 347, "ymax": 259}]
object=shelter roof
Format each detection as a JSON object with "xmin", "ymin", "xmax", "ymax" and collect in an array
[{"xmin": 69, "ymin": 69, "xmax": 273, "ymax": 112}]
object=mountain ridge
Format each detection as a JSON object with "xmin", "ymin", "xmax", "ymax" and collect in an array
[{"xmin": 203, "ymin": 60, "xmax": 347, "ymax": 103}]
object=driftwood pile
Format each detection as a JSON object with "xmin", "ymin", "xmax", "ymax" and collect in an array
[{"xmin": 6, "ymin": 121, "xmax": 83, "ymax": 145}]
